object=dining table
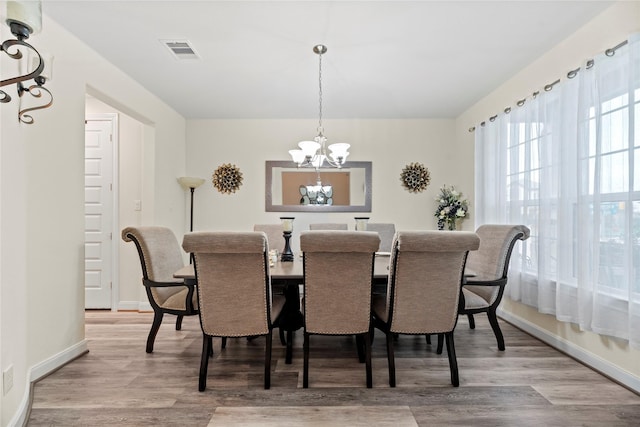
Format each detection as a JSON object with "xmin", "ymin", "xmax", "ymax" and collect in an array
[
  {"xmin": 174, "ymin": 253, "xmax": 475, "ymax": 363},
  {"xmin": 173, "ymin": 252, "xmax": 392, "ymax": 284},
  {"xmin": 174, "ymin": 253, "xmax": 392, "ymax": 363}
]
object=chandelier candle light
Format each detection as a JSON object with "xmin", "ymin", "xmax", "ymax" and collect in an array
[
  {"xmin": 355, "ymin": 217, "xmax": 369, "ymax": 231},
  {"xmin": 289, "ymin": 45, "xmax": 350, "ymax": 169}
]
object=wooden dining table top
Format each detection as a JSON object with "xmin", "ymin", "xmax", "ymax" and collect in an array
[{"xmin": 173, "ymin": 253, "xmax": 392, "ymax": 282}]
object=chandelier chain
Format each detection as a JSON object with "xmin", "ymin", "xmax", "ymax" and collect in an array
[
  {"xmin": 289, "ymin": 44, "xmax": 349, "ymax": 170},
  {"xmin": 317, "ymin": 51, "xmax": 323, "ymax": 135}
]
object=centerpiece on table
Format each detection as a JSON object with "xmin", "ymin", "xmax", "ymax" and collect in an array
[{"xmin": 434, "ymin": 185, "xmax": 469, "ymax": 230}]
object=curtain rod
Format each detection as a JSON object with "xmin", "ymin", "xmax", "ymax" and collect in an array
[{"xmin": 468, "ymin": 38, "xmax": 629, "ymax": 132}]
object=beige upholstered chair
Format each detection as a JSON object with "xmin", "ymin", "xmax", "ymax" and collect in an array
[
  {"xmin": 459, "ymin": 224, "xmax": 530, "ymax": 351},
  {"xmin": 300, "ymin": 230, "xmax": 380, "ymax": 388},
  {"xmin": 309, "ymin": 223, "xmax": 348, "ymax": 230},
  {"xmin": 253, "ymin": 224, "xmax": 287, "ymax": 253},
  {"xmin": 122, "ymin": 226, "xmax": 198, "ymax": 353},
  {"xmin": 182, "ymin": 231, "xmax": 285, "ymax": 391},
  {"xmin": 365, "ymin": 223, "xmax": 396, "ymax": 252},
  {"xmin": 372, "ymin": 231, "xmax": 480, "ymax": 387}
]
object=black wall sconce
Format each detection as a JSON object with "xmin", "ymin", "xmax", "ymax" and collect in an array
[{"xmin": 1, "ymin": 1, "xmax": 53, "ymax": 124}]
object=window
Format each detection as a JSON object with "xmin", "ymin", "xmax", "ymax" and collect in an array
[{"xmin": 475, "ymin": 35, "xmax": 640, "ymax": 347}]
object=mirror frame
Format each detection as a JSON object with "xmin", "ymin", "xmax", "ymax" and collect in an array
[{"xmin": 265, "ymin": 160, "xmax": 372, "ymax": 212}]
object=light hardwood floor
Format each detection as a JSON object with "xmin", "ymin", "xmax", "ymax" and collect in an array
[{"xmin": 27, "ymin": 311, "xmax": 640, "ymax": 426}]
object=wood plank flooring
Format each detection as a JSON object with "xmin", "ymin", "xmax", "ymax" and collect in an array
[{"xmin": 26, "ymin": 311, "xmax": 640, "ymax": 426}]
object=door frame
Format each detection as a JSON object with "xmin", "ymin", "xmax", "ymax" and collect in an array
[{"xmin": 85, "ymin": 113, "xmax": 120, "ymax": 311}]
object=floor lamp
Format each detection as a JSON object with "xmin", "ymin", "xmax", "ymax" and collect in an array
[
  {"xmin": 178, "ymin": 177, "xmax": 205, "ymax": 263},
  {"xmin": 178, "ymin": 177, "xmax": 206, "ymax": 232}
]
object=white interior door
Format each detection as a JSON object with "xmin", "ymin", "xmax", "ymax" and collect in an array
[{"xmin": 85, "ymin": 116, "xmax": 116, "ymax": 309}]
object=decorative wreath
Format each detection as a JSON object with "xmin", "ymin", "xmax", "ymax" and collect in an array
[
  {"xmin": 212, "ymin": 163, "xmax": 243, "ymax": 194},
  {"xmin": 400, "ymin": 162, "xmax": 431, "ymax": 193}
]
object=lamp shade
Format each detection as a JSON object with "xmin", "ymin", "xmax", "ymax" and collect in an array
[
  {"xmin": 289, "ymin": 149, "xmax": 306, "ymax": 165},
  {"xmin": 6, "ymin": 1, "xmax": 42, "ymax": 34},
  {"xmin": 328, "ymin": 143, "xmax": 350, "ymax": 163},
  {"xmin": 177, "ymin": 176, "xmax": 205, "ymax": 190},
  {"xmin": 298, "ymin": 140, "xmax": 320, "ymax": 158}
]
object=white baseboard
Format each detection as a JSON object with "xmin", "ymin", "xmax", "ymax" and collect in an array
[
  {"xmin": 498, "ymin": 309, "xmax": 640, "ymax": 394},
  {"xmin": 9, "ymin": 340, "xmax": 89, "ymax": 427}
]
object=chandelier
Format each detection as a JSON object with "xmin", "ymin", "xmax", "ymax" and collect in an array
[{"xmin": 289, "ymin": 45, "xmax": 350, "ymax": 169}]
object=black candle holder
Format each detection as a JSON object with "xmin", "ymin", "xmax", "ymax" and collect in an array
[
  {"xmin": 280, "ymin": 216, "xmax": 295, "ymax": 262},
  {"xmin": 281, "ymin": 231, "xmax": 294, "ymax": 262}
]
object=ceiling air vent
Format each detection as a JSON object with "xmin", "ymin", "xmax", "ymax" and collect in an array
[{"xmin": 161, "ymin": 40, "xmax": 199, "ymax": 60}]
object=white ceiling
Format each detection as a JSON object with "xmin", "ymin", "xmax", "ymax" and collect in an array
[{"xmin": 44, "ymin": 1, "xmax": 614, "ymax": 119}]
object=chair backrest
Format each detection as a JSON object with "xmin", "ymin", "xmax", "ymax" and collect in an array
[
  {"xmin": 253, "ymin": 224, "xmax": 284, "ymax": 252},
  {"xmin": 465, "ymin": 224, "xmax": 530, "ymax": 282},
  {"xmin": 309, "ymin": 223, "xmax": 348, "ymax": 230},
  {"xmin": 122, "ymin": 226, "xmax": 185, "ymax": 282},
  {"xmin": 365, "ymin": 223, "xmax": 396, "ymax": 252},
  {"xmin": 300, "ymin": 230, "xmax": 380, "ymax": 335},
  {"xmin": 122, "ymin": 226, "xmax": 186, "ymax": 304},
  {"xmin": 182, "ymin": 231, "xmax": 272, "ymax": 337},
  {"xmin": 384, "ymin": 231, "xmax": 480, "ymax": 334}
]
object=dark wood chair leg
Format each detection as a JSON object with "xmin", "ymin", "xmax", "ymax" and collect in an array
[
  {"xmin": 264, "ymin": 331, "xmax": 272, "ymax": 389},
  {"xmin": 426, "ymin": 334, "xmax": 431, "ymax": 345},
  {"xmin": 285, "ymin": 330, "xmax": 294, "ymax": 364},
  {"xmin": 356, "ymin": 335, "xmax": 365, "ymax": 363},
  {"xmin": 303, "ymin": 333, "xmax": 310, "ymax": 388},
  {"xmin": 385, "ymin": 331, "xmax": 396, "ymax": 387},
  {"xmin": 467, "ymin": 313, "xmax": 475, "ymax": 329},
  {"xmin": 146, "ymin": 310, "xmax": 164, "ymax": 353},
  {"xmin": 444, "ymin": 332, "xmax": 459, "ymax": 387},
  {"xmin": 279, "ymin": 328, "xmax": 286, "ymax": 346},
  {"xmin": 221, "ymin": 337, "xmax": 227, "ymax": 349},
  {"xmin": 199, "ymin": 335, "xmax": 212, "ymax": 392},
  {"xmin": 364, "ymin": 332, "xmax": 372, "ymax": 388},
  {"xmin": 175, "ymin": 315, "xmax": 183, "ymax": 331},
  {"xmin": 436, "ymin": 333, "xmax": 444, "ymax": 355},
  {"xmin": 487, "ymin": 310, "xmax": 506, "ymax": 351}
]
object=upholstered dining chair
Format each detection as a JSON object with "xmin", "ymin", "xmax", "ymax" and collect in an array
[
  {"xmin": 372, "ymin": 231, "xmax": 480, "ymax": 387},
  {"xmin": 122, "ymin": 226, "xmax": 198, "ymax": 353},
  {"xmin": 253, "ymin": 224, "xmax": 286, "ymax": 254},
  {"xmin": 182, "ymin": 231, "xmax": 285, "ymax": 391},
  {"xmin": 309, "ymin": 223, "xmax": 348, "ymax": 230},
  {"xmin": 365, "ymin": 223, "xmax": 396, "ymax": 252},
  {"xmin": 300, "ymin": 230, "xmax": 380, "ymax": 388},
  {"xmin": 457, "ymin": 224, "xmax": 530, "ymax": 351}
]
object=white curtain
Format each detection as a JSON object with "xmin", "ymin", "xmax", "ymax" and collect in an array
[{"xmin": 475, "ymin": 34, "xmax": 640, "ymax": 348}]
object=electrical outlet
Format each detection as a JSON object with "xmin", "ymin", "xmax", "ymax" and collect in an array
[
  {"xmin": 3, "ymin": 365, "xmax": 13, "ymax": 395},
  {"xmin": 134, "ymin": 200, "xmax": 142, "ymax": 211}
]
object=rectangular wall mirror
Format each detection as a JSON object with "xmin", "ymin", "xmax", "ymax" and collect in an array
[{"xmin": 265, "ymin": 161, "xmax": 372, "ymax": 212}]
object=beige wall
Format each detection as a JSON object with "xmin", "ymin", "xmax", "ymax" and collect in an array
[
  {"xmin": 0, "ymin": 10, "xmax": 187, "ymax": 426},
  {"xmin": 185, "ymin": 118, "xmax": 465, "ymax": 253},
  {"xmin": 456, "ymin": 1, "xmax": 640, "ymax": 383}
]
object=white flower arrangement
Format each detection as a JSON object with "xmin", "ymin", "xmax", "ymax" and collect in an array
[{"xmin": 434, "ymin": 185, "xmax": 469, "ymax": 230}]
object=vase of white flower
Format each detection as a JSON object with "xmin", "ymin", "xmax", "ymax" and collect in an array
[{"xmin": 434, "ymin": 185, "xmax": 469, "ymax": 230}]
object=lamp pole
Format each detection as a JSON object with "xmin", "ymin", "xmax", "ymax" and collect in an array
[
  {"xmin": 178, "ymin": 177, "xmax": 206, "ymax": 263},
  {"xmin": 189, "ymin": 186, "xmax": 195, "ymax": 232}
]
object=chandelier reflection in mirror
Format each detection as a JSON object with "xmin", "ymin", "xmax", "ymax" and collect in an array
[
  {"xmin": 289, "ymin": 45, "xmax": 350, "ymax": 169},
  {"xmin": 299, "ymin": 173, "xmax": 333, "ymax": 206},
  {"xmin": 1, "ymin": 1, "xmax": 53, "ymax": 124}
]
